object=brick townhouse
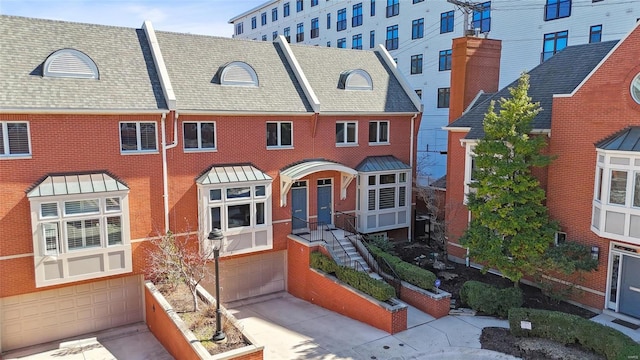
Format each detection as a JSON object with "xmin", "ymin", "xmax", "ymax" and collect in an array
[
  {"xmin": 445, "ymin": 23, "xmax": 640, "ymax": 320},
  {"xmin": 0, "ymin": 15, "xmax": 421, "ymax": 352}
]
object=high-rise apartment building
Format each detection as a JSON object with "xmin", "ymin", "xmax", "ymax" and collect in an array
[{"xmin": 230, "ymin": 0, "xmax": 640, "ymax": 182}]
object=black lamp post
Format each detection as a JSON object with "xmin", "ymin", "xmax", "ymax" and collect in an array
[{"xmin": 208, "ymin": 228, "xmax": 226, "ymax": 342}]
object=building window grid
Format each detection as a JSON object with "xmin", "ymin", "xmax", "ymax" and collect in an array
[
  {"xmin": 183, "ymin": 122, "xmax": 216, "ymax": 151},
  {"xmin": 439, "ymin": 49, "xmax": 452, "ymax": 71},
  {"xmin": 545, "ymin": 0, "xmax": 571, "ymax": 21},
  {"xmin": 312, "ymin": 0, "xmax": 318, "ymax": 6},
  {"xmin": 0, "ymin": 121, "xmax": 31, "ymax": 157},
  {"xmin": 386, "ymin": 0, "xmax": 399, "ymax": 18},
  {"xmin": 371, "ymin": 0, "xmax": 376, "ymax": 16},
  {"xmin": 297, "ymin": 0, "xmax": 303, "ymax": 12},
  {"xmin": 337, "ymin": 37, "xmax": 347, "ymax": 48},
  {"xmin": 273, "ymin": 31, "xmax": 278, "ymax": 40},
  {"xmin": 542, "ymin": 30, "xmax": 568, "ymax": 62},
  {"xmin": 366, "ymin": 172, "xmax": 408, "ymax": 211},
  {"xmin": 327, "ymin": 13, "xmax": 331, "ymax": 29},
  {"xmin": 120, "ymin": 122, "xmax": 157, "ymax": 153},
  {"xmin": 440, "ymin": 10, "xmax": 454, "ymax": 33},
  {"xmin": 251, "ymin": 17, "xmax": 257, "ymax": 29},
  {"xmin": 410, "ymin": 54, "xmax": 423, "ymax": 74},
  {"xmin": 370, "ymin": 30, "xmax": 375, "ymax": 48},
  {"xmin": 266, "ymin": 121, "xmax": 293, "ymax": 148},
  {"xmin": 590, "ymin": 24, "xmax": 602, "ymax": 43},
  {"xmin": 207, "ymin": 184, "xmax": 270, "ymax": 233},
  {"xmin": 353, "ymin": 3, "xmax": 363, "ymax": 27},
  {"xmin": 386, "ymin": 24, "xmax": 399, "ymax": 50},
  {"xmin": 472, "ymin": 2, "xmax": 491, "ymax": 33},
  {"xmin": 412, "ymin": 18, "xmax": 424, "ymax": 39},
  {"xmin": 337, "ymin": 8, "xmax": 347, "ymax": 31},
  {"xmin": 369, "ymin": 121, "xmax": 389, "ymax": 144},
  {"xmin": 336, "ymin": 121, "xmax": 358, "ymax": 145},
  {"xmin": 236, "ymin": 22, "xmax": 244, "ymax": 35},
  {"xmin": 352, "ymin": 34, "xmax": 363, "ymax": 49},
  {"xmin": 272, "ymin": 8, "xmax": 278, "ymax": 21},
  {"xmin": 296, "ymin": 22, "xmax": 304, "ymax": 42},
  {"xmin": 284, "ymin": 2, "xmax": 290, "ymax": 17},
  {"xmin": 261, "ymin": 12, "xmax": 267, "ymax": 26},
  {"xmin": 311, "ymin": 17, "xmax": 319, "ymax": 38},
  {"xmin": 284, "ymin": 27, "xmax": 291, "ymax": 42},
  {"xmin": 438, "ymin": 87, "xmax": 450, "ymax": 108}
]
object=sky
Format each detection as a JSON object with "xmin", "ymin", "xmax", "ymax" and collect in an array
[{"xmin": 0, "ymin": 0, "xmax": 269, "ymax": 37}]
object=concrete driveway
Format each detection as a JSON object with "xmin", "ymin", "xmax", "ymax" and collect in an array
[
  {"xmin": 2, "ymin": 323, "xmax": 173, "ymax": 360},
  {"xmin": 227, "ymin": 293, "xmax": 518, "ymax": 360}
]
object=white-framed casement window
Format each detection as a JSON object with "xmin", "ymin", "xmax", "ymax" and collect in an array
[
  {"xmin": 119, "ymin": 121, "xmax": 157, "ymax": 153},
  {"xmin": 368, "ymin": 121, "xmax": 389, "ymax": 145},
  {"xmin": 27, "ymin": 173, "xmax": 132, "ymax": 287},
  {"xmin": 358, "ymin": 169, "xmax": 410, "ymax": 232},
  {"xmin": 197, "ymin": 165, "xmax": 273, "ymax": 257},
  {"xmin": 336, "ymin": 121, "xmax": 358, "ymax": 146},
  {"xmin": 463, "ymin": 141, "xmax": 478, "ymax": 203},
  {"xmin": 266, "ymin": 121, "xmax": 293, "ymax": 148},
  {"xmin": 0, "ymin": 121, "xmax": 31, "ymax": 158},
  {"xmin": 183, "ymin": 122, "xmax": 216, "ymax": 151}
]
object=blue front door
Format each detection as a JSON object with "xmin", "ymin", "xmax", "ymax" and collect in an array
[
  {"xmin": 291, "ymin": 181, "xmax": 307, "ymax": 231},
  {"xmin": 619, "ymin": 255, "xmax": 640, "ymax": 318},
  {"xmin": 317, "ymin": 179, "xmax": 332, "ymax": 226}
]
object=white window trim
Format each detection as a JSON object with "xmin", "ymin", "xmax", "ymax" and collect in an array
[
  {"xmin": 336, "ymin": 121, "xmax": 358, "ymax": 147},
  {"xmin": 368, "ymin": 120, "xmax": 390, "ymax": 145},
  {"xmin": 266, "ymin": 121, "xmax": 294, "ymax": 149},
  {"xmin": 198, "ymin": 181, "xmax": 273, "ymax": 257},
  {"xmin": 183, "ymin": 121, "xmax": 217, "ymax": 152},
  {"xmin": 29, "ymin": 191, "xmax": 132, "ymax": 287},
  {"xmin": 119, "ymin": 121, "xmax": 158, "ymax": 154},
  {"xmin": 0, "ymin": 121, "xmax": 32, "ymax": 159},
  {"xmin": 357, "ymin": 169, "xmax": 410, "ymax": 233},
  {"xmin": 591, "ymin": 149, "xmax": 640, "ymax": 247},
  {"xmin": 463, "ymin": 141, "xmax": 478, "ymax": 204}
]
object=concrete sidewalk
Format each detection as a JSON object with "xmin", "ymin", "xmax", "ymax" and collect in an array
[{"xmin": 227, "ymin": 293, "xmax": 519, "ymax": 360}]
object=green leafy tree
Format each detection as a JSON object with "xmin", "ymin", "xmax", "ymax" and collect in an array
[{"xmin": 461, "ymin": 73, "xmax": 557, "ymax": 285}]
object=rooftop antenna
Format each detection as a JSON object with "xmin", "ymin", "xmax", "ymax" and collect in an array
[{"xmin": 446, "ymin": 0, "xmax": 484, "ymax": 36}]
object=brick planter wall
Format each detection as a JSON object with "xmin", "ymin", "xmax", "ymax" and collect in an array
[
  {"xmin": 144, "ymin": 282, "xmax": 263, "ymax": 360},
  {"xmin": 287, "ymin": 237, "xmax": 408, "ymax": 334},
  {"xmin": 399, "ymin": 282, "xmax": 451, "ymax": 319}
]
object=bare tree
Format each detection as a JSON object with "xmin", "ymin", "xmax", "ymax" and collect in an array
[{"xmin": 147, "ymin": 229, "xmax": 215, "ymax": 312}]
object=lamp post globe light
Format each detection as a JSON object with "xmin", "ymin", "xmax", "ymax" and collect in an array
[{"xmin": 208, "ymin": 228, "xmax": 226, "ymax": 342}]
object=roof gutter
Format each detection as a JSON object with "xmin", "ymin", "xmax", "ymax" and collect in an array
[{"xmin": 0, "ymin": 108, "xmax": 165, "ymax": 115}]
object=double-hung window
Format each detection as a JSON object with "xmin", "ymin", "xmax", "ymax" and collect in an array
[
  {"xmin": 410, "ymin": 54, "xmax": 423, "ymax": 74},
  {"xmin": 296, "ymin": 22, "xmax": 304, "ymax": 42},
  {"xmin": 337, "ymin": 8, "xmax": 347, "ymax": 31},
  {"xmin": 184, "ymin": 122, "xmax": 216, "ymax": 151},
  {"xmin": 311, "ymin": 17, "xmax": 320, "ymax": 38},
  {"xmin": 352, "ymin": 34, "xmax": 363, "ymax": 49},
  {"xmin": 284, "ymin": 27, "xmax": 291, "ymax": 42},
  {"xmin": 261, "ymin": 12, "xmax": 267, "ymax": 26},
  {"xmin": 439, "ymin": 49, "xmax": 452, "ymax": 71},
  {"xmin": 412, "ymin": 18, "xmax": 424, "ymax": 39},
  {"xmin": 266, "ymin": 121, "xmax": 293, "ymax": 148},
  {"xmin": 236, "ymin": 22, "xmax": 243, "ymax": 35},
  {"xmin": 545, "ymin": 0, "xmax": 571, "ymax": 21},
  {"xmin": 369, "ymin": 121, "xmax": 389, "ymax": 144},
  {"xmin": 438, "ymin": 88, "xmax": 450, "ymax": 108},
  {"xmin": 541, "ymin": 30, "xmax": 568, "ymax": 62},
  {"xmin": 590, "ymin": 25, "xmax": 602, "ymax": 43},
  {"xmin": 0, "ymin": 121, "xmax": 31, "ymax": 157},
  {"xmin": 352, "ymin": 3, "xmax": 363, "ymax": 27},
  {"xmin": 297, "ymin": 0, "xmax": 303, "ymax": 12},
  {"xmin": 370, "ymin": 30, "xmax": 376, "ymax": 48},
  {"xmin": 272, "ymin": 7, "xmax": 278, "ymax": 21},
  {"xmin": 336, "ymin": 121, "xmax": 357, "ymax": 145},
  {"xmin": 386, "ymin": 25, "xmax": 398, "ymax": 50},
  {"xmin": 251, "ymin": 17, "xmax": 257, "ymax": 29},
  {"xmin": 337, "ymin": 38, "xmax": 347, "ymax": 48},
  {"xmin": 472, "ymin": 2, "xmax": 491, "ymax": 33},
  {"xmin": 440, "ymin": 11, "xmax": 454, "ymax": 33},
  {"xmin": 371, "ymin": 0, "xmax": 376, "ymax": 16},
  {"xmin": 120, "ymin": 122, "xmax": 157, "ymax": 153},
  {"xmin": 327, "ymin": 13, "xmax": 331, "ymax": 29},
  {"xmin": 386, "ymin": 0, "xmax": 399, "ymax": 17}
]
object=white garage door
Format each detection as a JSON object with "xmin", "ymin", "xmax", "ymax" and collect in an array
[
  {"xmin": 1, "ymin": 274, "xmax": 143, "ymax": 352},
  {"xmin": 204, "ymin": 251, "xmax": 286, "ymax": 303}
]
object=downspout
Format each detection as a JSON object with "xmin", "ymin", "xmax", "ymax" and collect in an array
[
  {"xmin": 162, "ymin": 112, "xmax": 179, "ymax": 233},
  {"xmin": 409, "ymin": 112, "xmax": 418, "ymax": 242}
]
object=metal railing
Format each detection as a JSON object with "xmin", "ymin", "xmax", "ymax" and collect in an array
[{"xmin": 334, "ymin": 211, "xmax": 357, "ymax": 235}]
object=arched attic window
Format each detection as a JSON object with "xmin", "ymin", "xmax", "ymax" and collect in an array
[
  {"xmin": 43, "ymin": 48, "xmax": 99, "ymax": 79},
  {"xmin": 216, "ymin": 61, "xmax": 259, "ymax": 87},
  {"xmin": 338, "ymin": 69, "xmax": 373, "ymax": 91}
]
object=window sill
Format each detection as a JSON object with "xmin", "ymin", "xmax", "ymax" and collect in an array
[
  {"xmin": 368, "ymin": 142, "xmax": 390, "ymax": 146},
  {"xmin": 0, "ymin": 154, "xmax": 32, "ymax": 160},
  {"xmin": 184, "ymin": 148, "xmax": 218, "ymax": 153},
  {"xmin": 267, "ymin": 146, "xmax": 294, "ymax": 150},
  {"xmin": 120, "ymin": 150, "xmax": 159, "ymax": 155},
  {"xmin": 336, "ymin": 143, "xmax": 358, "ymax": 147}
]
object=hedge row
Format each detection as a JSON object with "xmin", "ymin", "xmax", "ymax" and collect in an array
[
  {"xmin": 367, "ymin": 244, "xmax": 437, "ymax": 291},
  {"xmin": 509, "ymin": 308, "xmax": 640, "ymax": 360},
  {"xmin": 460, "ymin": 281, "xmax": 523, "ymax": 318},
  {"xmin": 310, "ymin": 252, "xmax": 396, "ymax": 302}
]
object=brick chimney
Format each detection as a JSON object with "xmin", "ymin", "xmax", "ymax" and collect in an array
[{"xmin": 448, "ymin": 37, "xmax": 502, "ymax": 123}]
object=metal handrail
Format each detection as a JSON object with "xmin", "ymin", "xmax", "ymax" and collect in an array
[{"xmin": 334, "ymin": 211, "xmax": 357, "ymax": 235}]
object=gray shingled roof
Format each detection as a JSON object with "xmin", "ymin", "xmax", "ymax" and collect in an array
[
  {"xmin": 0, "ymin": 16, "xmax": 166, "ymax": 111},
  {"xmin": 596, "ymin": 126, "xmax": 640, "ymax": 151},
  {"xmin": 449, "ymin": 40, "xmax": 618, "ymax": 139},
  {"xmin": 154, "ymin": 32, "xmax": 312, "ymax": 113},
  {"xmin": 356, "ymin": 155, "xmax": 410, "ymax": 172},
  {"xmin": 288, "ymin": 45, "xmax": 419, "ymax": 113}
]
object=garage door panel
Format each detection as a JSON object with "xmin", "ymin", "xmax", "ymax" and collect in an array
[{"xmin": 1, "ymin": 275, "xmax": 143, "ymax": 352}]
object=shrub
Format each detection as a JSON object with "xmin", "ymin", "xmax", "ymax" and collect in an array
[
  {"xmin": 460, "ymin": 281, "xmax": 523, "ymax": 318},
  {"xmin": 509, "ymin": 308, "xmax": 640, "ymax": 360},
  {"xmin": 368, "ymin": 244, "xmax": 437, "ymax": 291},
  {"xmin": 311, "ymin": 251, "xmax": 395, "ymax": 302}
]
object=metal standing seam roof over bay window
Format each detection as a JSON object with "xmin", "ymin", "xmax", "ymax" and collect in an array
[
  {"xmin": 596, "ymin": 126, "xmax": 640, "ymax": 152},
  {"xmin": 279, "ymin": 159, "xmax": 357, "ymax": 206},
  {"xmin": 196, "ymin": 164, "xmax": 272, "ymax": 185},
  {"xmin": 26, "ymin": 172, "xmax": 129, "ymax": 197},
  {"xmin": 355, "ymin": 155, "xmax": 411, "ymax": 172}
]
